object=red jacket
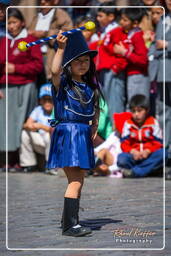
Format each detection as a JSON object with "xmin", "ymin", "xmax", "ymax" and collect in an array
[
  {"xmin": 89, "ymin": 27, "xmax": 128, "ymax": 74},
  {"xmin": 93, "ymin": 26, "xmax": 148, "ymax": 76},
  {"xmin": 123, "ymin": 29, "xmax": 149, "ymax": 76},
  {"xmin": 121, "ymin": 116, "xmax": 163, "ymax": 153},
  {"xmin": 0, "ymin": 35, "xmax": 43, "ymax": 85}
]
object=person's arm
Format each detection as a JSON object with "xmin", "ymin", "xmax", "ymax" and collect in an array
[
  {"xmin": 0, "ymin": 90, "xmax": 4, "ymax": 99},
  {"xmin": 23, "ymin": 117, "xmax": 37, "ymax": 131},
  {"xmin": 51, "ymin": 31, "xmax": 67, "ymax": 89},
  {"xmin": 91, "ymin": 106, "xmax": 100, "ymax": 141},
  {"xmin": 31, "ymin": 122, "xmax": 51, "ymax": 133}
]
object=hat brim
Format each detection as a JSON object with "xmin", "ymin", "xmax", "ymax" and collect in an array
[{"xmin": 63, "ymin": 50, "xmax": 98, "ymax": 68}]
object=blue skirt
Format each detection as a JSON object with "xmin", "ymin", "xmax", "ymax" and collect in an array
[{"xmin": 47, "ymin": 122, "xmax": 95, "ymax": 170}]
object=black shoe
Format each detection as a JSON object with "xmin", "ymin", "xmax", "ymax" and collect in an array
[
  {"xmin": 62, "ymin": 225, "xmax": 92, "ymax": 237},
  {"xmin": 165, "ymin": 167, "xmax": 171, "ymax": 180},
  {"xmin": 122, "ymin": 168, "xmax": 135, "ymax": 178},
  {"xmin": 62, "ymin": 197, "xmax": 92, "ymax": 237}
]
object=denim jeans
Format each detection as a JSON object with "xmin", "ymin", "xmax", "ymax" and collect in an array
[{"xmin": 117, "ymin": 149, "xmax": 165, "ymax": 177}]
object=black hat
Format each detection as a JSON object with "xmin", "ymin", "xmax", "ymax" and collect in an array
[{"xmin": 62, "ymin": 30, "xmax": 97, "ymax": 67}]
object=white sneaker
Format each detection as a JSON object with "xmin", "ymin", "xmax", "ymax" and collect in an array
[{"xmin": 45, "ymin": 169, "xmax": 58, "ymax": 175}]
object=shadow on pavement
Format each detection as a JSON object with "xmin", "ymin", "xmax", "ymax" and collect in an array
[{"xmin": 80, "ymin": 218, "xmax": 122, "ymax": 230}]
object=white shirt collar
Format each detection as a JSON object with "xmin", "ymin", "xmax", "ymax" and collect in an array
[
  {"xmin": 38, "ymin": 8, "xmax": 55, "ymax": 20},
  {"xmin": 7, "ymin": 28, "xmax": 28, "ymax": 48}
]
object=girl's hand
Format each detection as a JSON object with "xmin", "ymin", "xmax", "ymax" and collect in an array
[
  {"xmin": 5, "ymin": 63, "xmax": 15, "ymax": 74},
  {"xmin": 156, "ymin": 40, "xmax": 168, "ymax": 49},
  {"xmin": 91, "ymin": 126, "xmax": 98, "ymax": 141},
  {"xmin": 56, "ymin": 30, "xmax": 68, "ymax": 50},
  {"xmin": 114, "ymin": 42, "xmax": 127, "ymax": 56}
]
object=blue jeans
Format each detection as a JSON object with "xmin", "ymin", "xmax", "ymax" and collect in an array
[{"xmin": 117, "ymin": 149, "xmax": 165, "ymax": 177}]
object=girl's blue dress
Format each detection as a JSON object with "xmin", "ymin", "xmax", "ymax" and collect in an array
[{"xmin": 47, "ymin": 76, "xmax": 95, "ymax": 170}]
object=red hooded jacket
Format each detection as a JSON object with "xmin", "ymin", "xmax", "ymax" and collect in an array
[{"xmin": 121, "ymin": 116, "xmax": 163, "ymax": 153}]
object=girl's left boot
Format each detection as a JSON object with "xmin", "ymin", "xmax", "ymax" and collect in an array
[{"xmin": 62, "ymin": 197, "xmax": 92, "ymax": 237}]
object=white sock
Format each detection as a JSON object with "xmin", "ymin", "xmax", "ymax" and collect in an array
[{"xmin": 72, "ymin": 224, "xmax": 81, "ymax": 229}]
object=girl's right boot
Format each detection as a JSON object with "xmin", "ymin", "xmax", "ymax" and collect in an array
[{"xmin": 62, "ymin": 197, "xmax": 92, "ymax": 237}]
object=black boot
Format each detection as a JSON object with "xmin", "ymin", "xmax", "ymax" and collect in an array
[
  {"xmin": 61, "ymin": 197, "xmax": 80, "ymax": 228},
  {"xmin": 62, "ymin": 197, "xmax": 92, "ymax": 237}
]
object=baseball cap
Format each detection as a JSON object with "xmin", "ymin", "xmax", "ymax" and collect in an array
[{"xmin": 39, "ymin": 83, "xmax": 52, "ymax": 98}]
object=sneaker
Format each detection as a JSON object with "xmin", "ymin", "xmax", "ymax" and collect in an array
[
  {"xmin": 22, "ymin": 166, "xmax": 37, "ymax": 173},
  {"xmin": 165, "ymin": 167, "xmax": 171, "ymax": 180},
  {"xmin": 9, "ymin": 164, "xmax": 22, "ymax": 173},
  {"xmin": 45, "ymin": 169, "xmax": 58, "ymax": 175},
  {"xmin": 122, "ymin": 168, "xmax": 135, "ymax": 178},
  {"xmin": 109, "ymin": 170, "xmax": 123, "ymax": 178}
]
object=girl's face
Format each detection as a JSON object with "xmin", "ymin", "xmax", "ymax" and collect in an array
[
  {"xmin": 70, "ymin": 55, "xmax": 90, "ymax": 80},
  {"xmin": 8, "ymin": 16, "xmax": 24, "ymax": 37},
  {"xmin": 120, "ymin": 14, "xmax": 134, "ymax": 32},
  {"xmin": 131, "ymin": 107, "xmax": 148, "ymax": 126},
  {"xmin": 151, "ymin": 7, "xmax": 164, "ymax": 25},
  {"xmin": 166, "ymin": 0, "xmax": 171, "ymax": 12}
]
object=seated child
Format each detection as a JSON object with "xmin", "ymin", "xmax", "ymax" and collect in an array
[
  {"xmin": 19, "ymin": 83, "xmax": 56, "ymax": 174},
  {"xmin": 117, "ymin": 94, "xmax": 165, "ymax": 178},
  {"xmin": 94, "ymin": 131, "xmax": 122, "ymax": 177}
]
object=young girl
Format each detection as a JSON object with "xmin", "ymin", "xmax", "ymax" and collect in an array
[{"xmin": 47, "ymin": 30, "xmax": 101, "ymax": 237}]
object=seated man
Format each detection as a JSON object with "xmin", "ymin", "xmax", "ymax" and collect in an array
[
  {"xmin": 117, "ymin": 94, "xmax": 165, "ymax": 178},
  {"xmin": 19, "ymin": 83, "xmax": 57, "ymax": 175}
]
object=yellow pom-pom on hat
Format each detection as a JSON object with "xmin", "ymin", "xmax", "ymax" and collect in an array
[
  {"xmin": 84, "ymin": 21, "xmax": 96, "ymax": 31},
  {"xmin": 18, "ymin": 41, "xmax": 28, "ymax": 51}
]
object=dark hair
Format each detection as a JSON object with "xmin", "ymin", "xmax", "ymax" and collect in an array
[
  {"xmin": 97, "ymin": 1, "xmax": 118, "ymax": 17},
  {"xmin": 130, "ymin": 0, "xmax": 161, "ymax": 6},
  {"xmin": 74, "ymin": 15, "xmax": 96, "ymax": 27},
  {"xmin": 120, "ymin": 8, "xmax": 145, "ymax": 23},
  {"xmin": 129, "ymin": 94, "xmax": 150, "ymax": 110},
  {"xmin": 63, "ymin": 55, "xmax": 103, "ymax": 111},
  {"xmin": 7, "ymin": 8, "xmax": 25, "ymax": 23}
]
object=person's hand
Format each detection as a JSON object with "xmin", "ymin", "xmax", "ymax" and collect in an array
[
  {"xmin": 28, "ymin": 30, "xmax": 46, "ymax": 38},
  {"xmin": 130, "ymin": 149, "xmax": 142, "ymax": 161},
  {"xmin": 0, "ymin": 90, "xmax": 4, "ymax": 99},
  {"xmin": 91, "ymin": 126, "xmax": 98, "ymax": 141},
  {"xmin": 140, "ymin": 149, "xmax": 151, "ymax": 159},
  {"xmin": 56, "ymin": 30, "xmax": 68, "ymax": 50},
  {"xmin": 143, "ymin": 30, "xmax": 155, "ymax": 44},
  {"xmin": 5, "ymin": 63, "xmax": 15, "ymax": 74},
  {"xmin": 114, "ymin": 42, "xmax": 127, "ymax": 56},
  {"xmin": 32, "ymin": 122, "xmax": 42, "ymax": 131},
  {"xmin": 156, "ymin": 40, "xmax": 168, "ymax": 49},
  {"xmin": 24, "ymin": 122, "xmax": 38, "ymax": 131}
]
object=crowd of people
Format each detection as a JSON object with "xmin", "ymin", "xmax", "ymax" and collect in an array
[{"xmin": 0, "ymin": 0, "xmax": 171, "ymax": 179}]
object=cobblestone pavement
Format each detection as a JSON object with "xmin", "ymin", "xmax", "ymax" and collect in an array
[{"xmin": 0, "ymin": 171, "xmax": 171, "ymax": 256}]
